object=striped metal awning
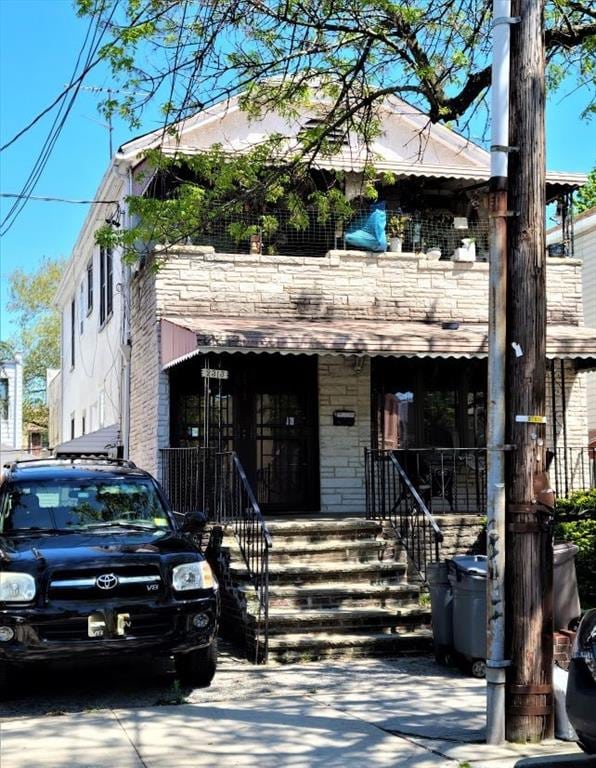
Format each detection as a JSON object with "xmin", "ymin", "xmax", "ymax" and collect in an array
[{"xmin": 161, "ymin": 317, "xmax": 596, "ymax": 369}]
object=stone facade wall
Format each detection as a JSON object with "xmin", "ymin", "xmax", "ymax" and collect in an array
[
  {"xmin": 150, "ymin": 247, "xmax": 583, "ymax": 325},
  {"xmin": 318, "ymin": 357, "xmax": 371, "ymax": 513},
  {"xmin": 129, "ymin": 266, "xmax": 170, "ymax": 477}
]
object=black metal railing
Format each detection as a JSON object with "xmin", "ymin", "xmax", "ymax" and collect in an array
[
  {"xmin": 365, "ymin": 448, "xmax": 443, "ymax": 581},
  {"xmin": 548, "ymin": 445, "xmax": 596, "ymax": 498},
  {"xmin": 394, "ymin": 448, "xmax": 487, "ymax": 515},
  {"xmin": 216, "ymin": 451, "xmax": 273, "ymax": 663},
  {"xmin": 159, "ymin": 447, "xmax": 216, "ymax": 517}
]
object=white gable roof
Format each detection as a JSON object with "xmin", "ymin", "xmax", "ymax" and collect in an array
[{"xmin": 118, "ymin": 95, "xmax": 491, "ymax": 181}]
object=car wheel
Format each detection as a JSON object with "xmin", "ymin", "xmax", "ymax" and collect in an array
[{"xmin": 175, "ymin": 640, "xmax": 218, "ymax": 688}]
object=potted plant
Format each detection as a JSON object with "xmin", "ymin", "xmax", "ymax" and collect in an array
[{"xmin": 387, "ymin": 214, "xmax": 408, "ymax": 252}]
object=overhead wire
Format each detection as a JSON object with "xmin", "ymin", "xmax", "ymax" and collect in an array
[{"xmin": 0, "ymin": 1, "xmax": 118, "ymax": 237}]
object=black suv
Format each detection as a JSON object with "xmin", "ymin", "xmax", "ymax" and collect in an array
[{"xmin": 0, "ymin": 458, "xmax": 219, "ymax": 694}]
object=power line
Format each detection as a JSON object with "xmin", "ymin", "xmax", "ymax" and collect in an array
[
  {"xmin": 0, "ymin": 2, "xmax": 118, "ymax": 237},
  {"xmin": 0, "ymin": 193, "xmax": 119, "ymax": 204}
]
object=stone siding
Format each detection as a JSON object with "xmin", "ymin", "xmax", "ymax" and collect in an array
[
  {"xmin": 150, "ymin": 247, "xmax": 582, "ymax": 325},
  {"xmin": 318, "ymin": 357, "xmax": 371, "ymax": 513},
  {"xmin": 129, "ymin": 266, "xmax": 170, "ymax": 477}
]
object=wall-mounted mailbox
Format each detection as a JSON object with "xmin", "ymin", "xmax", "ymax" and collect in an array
[{"xmin": 333, "ymin": 410, "xmax": 356, "ymax": 426}]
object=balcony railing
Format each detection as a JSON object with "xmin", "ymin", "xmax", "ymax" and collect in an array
[{"xmin": 186, "ymin": 208, "xmax": 490, "ymax": 260}]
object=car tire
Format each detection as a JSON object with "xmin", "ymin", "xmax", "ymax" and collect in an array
[{"xmin": 175, "ymin": 640, "xmax": 217, "ymax": 688}]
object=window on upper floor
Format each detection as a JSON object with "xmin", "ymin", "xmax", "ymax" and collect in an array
[
  {"xmin": 79, "ymin": 282, "xmax": 85, "ymax": 334},
  {"xmin": 0, "ymin": 378, "xmax": 8, "ymax": 420},
  {"xmin": 99, "ymin": 246, "xmax": 113, "ymax": 326},
  {"xmin": 87, "ymin": 260, "xmax": 93, "ymax": 314},
  {"xmin": 70, "ymin": 413, "xmax": 75, "ymax": 440},
  {"xmin": 82, "ymin": 411, "xmax": 86, "ymax": 435},
  {"xmin": 70, "ymin": 299, "xmax": 75, "ymax": 369}
]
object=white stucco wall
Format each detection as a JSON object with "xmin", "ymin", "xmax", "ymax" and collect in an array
[{"xmin": 0, "ymin": 355, "xmax": 23, "ymax": 451}]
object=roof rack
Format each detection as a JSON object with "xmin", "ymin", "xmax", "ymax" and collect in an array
[{"xmin": 3, "ymin": 456, "xmax": 138, "ymax": 471}]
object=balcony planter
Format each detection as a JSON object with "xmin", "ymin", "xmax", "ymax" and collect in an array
[
  {"xmin": 388, "ymin": 236, "xmax": 403, "ymax": 253},
  {"xmin": 426, "ymin": 248, "xmax": 442, "ymax": 261}
]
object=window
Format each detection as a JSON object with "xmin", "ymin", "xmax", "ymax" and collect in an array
[
  {"xmin": 87, "ymin": 260, "xmax": 93, "ymax": 314},
  {"xmin": 79, "ymin": 282, "xmax": 85, "ymax": 334},
  {"xmin": 82, "ymin": 411, "xmax": 86, "ymax": 435},
  {"xmin": 70, "ymin": 413, "xmax": 75, "ymax": 440},
  {"xmin": 99, "ymin": 246, "xmax": 113, "ymax": 326},
  {"xmin": 70, "ymin": 299, "xmax": 75, "ymax": 368},
  {"xmin": 0, "ymin": 378, "xmax": 8, "ymax": 420}
]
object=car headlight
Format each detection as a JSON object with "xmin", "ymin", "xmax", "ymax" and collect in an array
[
  {"xmin": 571, "ymin": 608, "xmax": 596, "ymax": 681},
  {"xmin": 172, "ymin": 561, "xmax": 217, "ymax": 592},
  {"xmin": 0, "ymin": 572, "xmax": 36, "ymax": 602}
]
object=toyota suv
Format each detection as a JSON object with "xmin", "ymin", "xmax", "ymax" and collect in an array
[{"xmin": 0, "ymin": 458, "xmax": 219, "ymax": 696}]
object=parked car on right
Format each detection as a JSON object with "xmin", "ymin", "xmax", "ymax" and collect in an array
[{"xmin": 566, "ymin": 608, "xmax": 596, "ymax": 754}]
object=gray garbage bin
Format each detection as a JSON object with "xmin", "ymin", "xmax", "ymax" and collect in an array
[
  {"xmin": 553, "ymin": 541, "xmax": 581, "ymax": 631},
  {"xmin": 426, "ymin": 561, "xmax": 453, "ymax": 663},
  {"xmin": 449, "ymin": 555, "xmax": 487, "ymax": 677}
]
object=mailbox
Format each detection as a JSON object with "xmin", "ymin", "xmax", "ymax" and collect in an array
[{"xmin": 333, "ymin": 410, "xmax": 356, "ymax": 426}]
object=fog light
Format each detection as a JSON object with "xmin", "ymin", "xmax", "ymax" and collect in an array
[
  {"xmin": 192, "ymin": 613, "xmax": 210, "ymax": 629},
  {"xmin": 0, "ymin": 626, "xmax": 15, "ymax": 642}
]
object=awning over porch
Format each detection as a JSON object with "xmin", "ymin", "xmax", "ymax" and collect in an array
[{"xmin": 160, "ymin": 317, "xmax": 596, "ymax": 369}]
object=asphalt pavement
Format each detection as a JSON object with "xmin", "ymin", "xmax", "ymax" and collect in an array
[{"xmin": 0, "ymin": 644, "xmax": 593, "ymax": 768}]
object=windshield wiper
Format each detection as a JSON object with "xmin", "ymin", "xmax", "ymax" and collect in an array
[{"xmin": 77, "ymin": 521, "xmax": 161, "ymax": 531}]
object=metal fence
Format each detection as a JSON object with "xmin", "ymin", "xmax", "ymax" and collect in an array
[
  {"xmin": 549, "ymin": 446, "xmax": 596, "ymax": 499},
  {"xmin": 159, "ymin": 447, "xmax": 216, "ymax": 517},
  {"xmin": 365, "ymin": 448, "xmax": 443, "ymax": 581},
  {"xmin": 186, "ymin": 208, "xmax": 490, "ymax": 260},
  {"xmin": 216, "ymin": 451, "xmax": 272, "ymax": 663}
]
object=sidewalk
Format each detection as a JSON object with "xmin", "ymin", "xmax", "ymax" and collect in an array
[{"xmin": 0, "ymin": 650, "xmax": 590, "ymax": 768}]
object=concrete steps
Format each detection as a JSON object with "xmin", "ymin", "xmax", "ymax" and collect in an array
[{"xmin": 218, "ymin": 516, "xmax": 433, "ymax": 662}]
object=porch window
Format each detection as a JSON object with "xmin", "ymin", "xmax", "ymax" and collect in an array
[{"xmin": 375, "ymin": 358, "xmax": 486, "ymax": 449}]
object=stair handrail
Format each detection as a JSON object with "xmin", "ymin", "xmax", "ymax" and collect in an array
[
  {"xmin": 365, "ymin": 448, "xmax": 443, "ymax": 581},
  {"xmin": 216, "ymin": 450, "xmax": 272, "ymax": 663}
]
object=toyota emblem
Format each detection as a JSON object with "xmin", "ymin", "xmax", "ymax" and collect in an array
[{"xmin": 96, "ymin": 573, "xmax": 119, "ymax": 590}]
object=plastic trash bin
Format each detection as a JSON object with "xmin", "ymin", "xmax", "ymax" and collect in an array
[
  {"xmin": 553, "ymin": 541, "xmax": 581, "ymax": 631},
  {"xmin": 426, "ymin": 561, "xmax": 453, "ymax": 663},
  {"xmin": 448, "ymin": 554, "xmax": 487, "ymax": 678}
]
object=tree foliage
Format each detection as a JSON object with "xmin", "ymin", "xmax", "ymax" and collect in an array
[
  {"xmin": 575, "ymin": 167, "xmax": 596, "ymax": 214},
  {"xmin": 79, "ymin": 0, "xmax": 596, "ymax": 137},
  {"xmin": 6, "ymin": 258, "xmax": 65, "ymax": 432}
]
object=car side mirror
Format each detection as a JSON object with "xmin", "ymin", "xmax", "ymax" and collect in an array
[{"xmin": 182, "ymin": 510, "xmax": 207, "ymax": 534}]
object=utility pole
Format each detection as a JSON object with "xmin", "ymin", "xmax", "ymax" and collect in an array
[{"xmin": 505, "ymin": 0, "xmax": 554, "ymax": 743}]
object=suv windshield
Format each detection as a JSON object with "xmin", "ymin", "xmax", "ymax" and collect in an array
[{"xmin": 1, "ymin": 477, "xmax": 171, "ymax": 532}]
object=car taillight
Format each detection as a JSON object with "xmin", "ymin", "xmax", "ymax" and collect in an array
[{"xmin": 571, "ymin": 609, "xmax": 596, "ymax": 681}]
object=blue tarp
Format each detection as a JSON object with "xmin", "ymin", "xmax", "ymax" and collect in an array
[{"xmin": 345, "ymin": 202, "xmax": 387, "ymax": 252}]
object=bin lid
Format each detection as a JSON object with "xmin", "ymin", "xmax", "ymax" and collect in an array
[
  {"xmin": 553, "ymin": 541, "xmax": 579, "ymax": 564},
  {"xmin": 449, "ymin": 554, "xmax": 488, "ymax": 577}
]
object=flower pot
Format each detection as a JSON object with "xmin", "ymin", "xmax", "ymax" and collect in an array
[
  {"xmin": 426, "ymin": 248, "xmax": 441, "ymax": 261},
  {"xmin": 388, "ymin": 237, "xmax": 402, "ymax": 253}
]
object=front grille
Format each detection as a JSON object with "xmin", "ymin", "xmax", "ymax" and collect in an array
[
  {"xmin": 48, "ymin": 565, "xmax": 163, "ymax": 601},
  {"xmin": 35, "ymin": 610, "xmax": 176, "ymax": 642}
]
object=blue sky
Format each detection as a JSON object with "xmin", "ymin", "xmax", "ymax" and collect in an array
[{"xmin": 1, "ymin": 0, "xmax": 595, "ymax": 341}]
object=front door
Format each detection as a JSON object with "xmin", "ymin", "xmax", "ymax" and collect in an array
[{"xmin": 170, "ymin": 353, "xmax": 320, "ymax": 513}]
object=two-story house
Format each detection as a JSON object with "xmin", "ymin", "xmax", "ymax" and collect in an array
[
  {"xmin": 53, "ymin": 165, "xmax": 131, "ymax": 458},
  {"xmin": 57, "ymin": 96, "xmax": 596, "ymax": 660}
]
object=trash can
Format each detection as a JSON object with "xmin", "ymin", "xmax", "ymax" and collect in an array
[
  {"xmin": 553, "ymin": 542, "xmax": 581, "ymax": 631},
  {"xmin": 426, "ymin": 561, "xmax": 453, "ymax": 663},
  {"xmin": 449, "ymin": 555, "xmax": 487, "ymax": 678}
]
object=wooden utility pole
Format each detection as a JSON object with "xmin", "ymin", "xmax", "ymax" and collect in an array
[{"xmin": 505, "ymin": 0, "xmax": 554, "ymax": 742}]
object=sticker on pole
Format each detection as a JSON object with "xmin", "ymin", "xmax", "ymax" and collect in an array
[{"xmin": 515, "ymin": 415, "xmax": 547, "ymax": 424}]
